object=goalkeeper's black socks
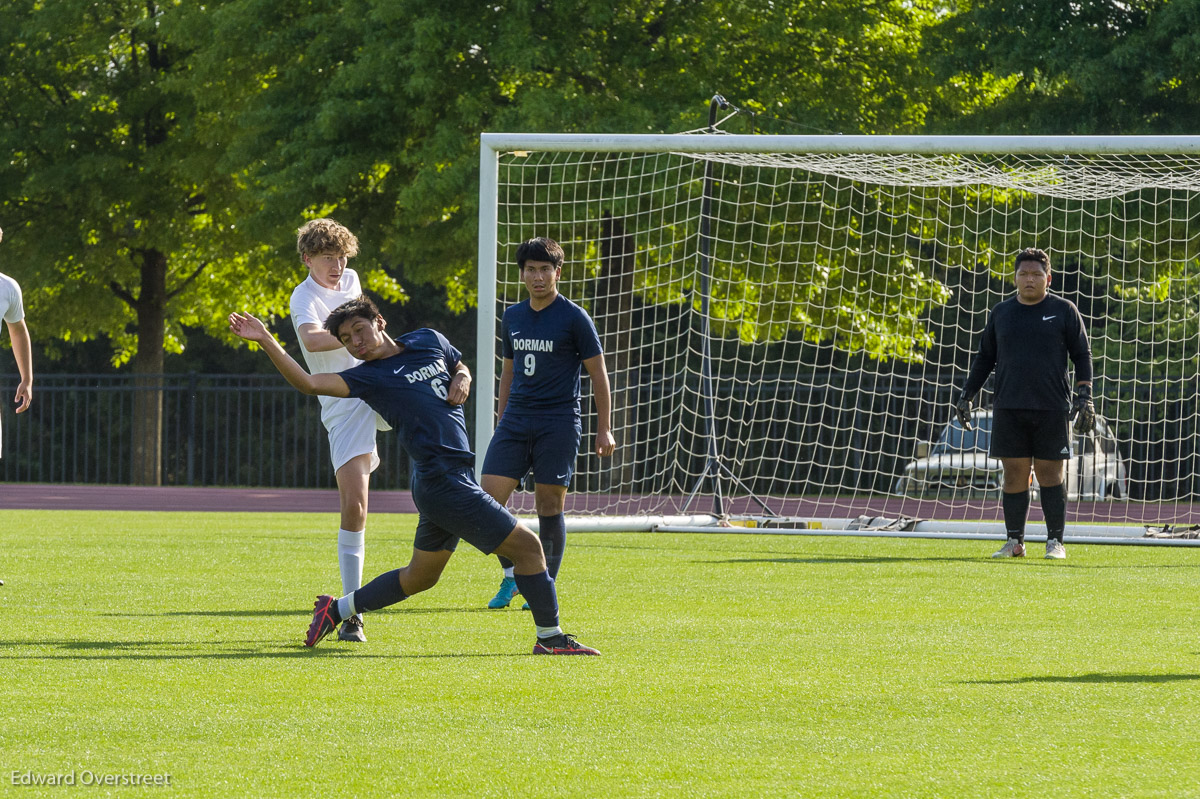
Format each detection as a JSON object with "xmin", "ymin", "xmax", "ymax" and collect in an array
[
  {"xmin": 1002, "ymin": 489, "xmax": 1030, "ymax": 542},
  {"xmin": 1040, "ymin": 483, "xmax": 1067, "ymax": 542},
  {"xmin": 352, "ymin": 569, "xmax": 409, "ymax": 613}
]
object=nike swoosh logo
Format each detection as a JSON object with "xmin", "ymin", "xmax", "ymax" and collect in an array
[
  {"xmin": 1043, "ymin": 316, "xmax": 1056, "ymax": 321},
  {"xmin": 393, "ymin": 367, "xmax": 406, "ymax": 375},
  {"xmin": 557, "ymin": 473, "xmax": 569, "ymax": 479}
]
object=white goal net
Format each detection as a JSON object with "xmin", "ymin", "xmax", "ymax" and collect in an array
[{"xmin": 476, "ymin": 134, "xmax": 1200, "ymax": 532}]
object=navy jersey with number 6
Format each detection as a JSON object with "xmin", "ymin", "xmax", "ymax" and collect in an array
[
  {"xmin": 339, "ymin": 329, "xmax": 474, "ymax": 477},
  {"xmin": 501, "ymin": 295, "xmax": 602, "ymax": 418}
]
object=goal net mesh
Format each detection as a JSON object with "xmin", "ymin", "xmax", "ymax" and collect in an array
[{"xmin": 486, "ymin": 141, "xmax": 1200, "ymax": 526}]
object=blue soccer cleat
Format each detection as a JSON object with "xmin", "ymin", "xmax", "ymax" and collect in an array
[{"xmin": 487, "ymin": 576, "xmax": 520, "ymax": 609}]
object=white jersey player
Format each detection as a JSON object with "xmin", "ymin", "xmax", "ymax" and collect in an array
[
  {"xmin": 289, "ymin": 218, "xmax": 389, "ymax": 642},
  {"xmin": 1, "ymin": 226, "xmax": 34, "ymax": 458}
]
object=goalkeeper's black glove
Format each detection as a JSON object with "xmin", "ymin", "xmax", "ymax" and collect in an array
[
  {"xmin": 953, "ymin": 394, "xmax": 974, "ymax": 431},
  {"xmin": 1069, "ymin": 385, "xmax": 1095, "ymax": 435}
]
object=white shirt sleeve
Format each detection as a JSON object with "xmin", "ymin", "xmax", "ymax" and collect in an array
[
  {"xmin": 0, "ymin": 274, "xmax": 24, "ymax": 325},
  {"xmin": 289, "ymin": 282, "xmax": 325, "ymax": 331}
]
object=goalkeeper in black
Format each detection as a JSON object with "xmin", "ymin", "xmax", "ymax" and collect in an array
[{"xmin": 955, "ymin": 247, "xmax": 1094, "ymax": 559}]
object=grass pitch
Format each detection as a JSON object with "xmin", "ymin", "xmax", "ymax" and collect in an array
[{"xmin": 1, "ymin": 510, "xmax": 1199, "ymax": 797}]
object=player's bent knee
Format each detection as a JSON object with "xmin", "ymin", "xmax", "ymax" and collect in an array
[{"xmin": 494, "ymin": 524, "xmax": 546, "ymax": 573}]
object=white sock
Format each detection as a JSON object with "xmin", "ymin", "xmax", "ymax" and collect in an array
[
  {"xmin": 503, "ymin": 566, "xmax": 515, "ymax": 579},
  {"xmin": 536, "ymin": 625, "xmax": 563, "ymax": 639},
  {"xmin": 338, "ymin": 529, "xmax": 365, "ymax": 596},
  {"xmin": 337, "ymin": 593, "xmax": 357, "ymax": 621}
]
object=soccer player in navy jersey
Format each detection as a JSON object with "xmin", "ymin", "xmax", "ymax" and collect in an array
[
  {"xmin": 229, "ymin": 296, "xmax": 599, "ymax": 654},
  {"xmin": 955, "ymin": 247, "xmax": 1095, "ymax": 560},
  {"xmin": 479, "ymin": 237, "xmax": 616, "ymax": 609}
]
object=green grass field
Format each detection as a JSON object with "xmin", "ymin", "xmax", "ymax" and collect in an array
[{"xmin": 2, "ymin": 510, "xmax": 1199, "ymax": 797}]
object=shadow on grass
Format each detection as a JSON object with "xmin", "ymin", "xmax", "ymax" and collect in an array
[
  {"xmin": 0, "ymin": 639, "xmax": 523, "ymax": 661},
  {"xmin": 970, "ymin": 672, "xmax": 1200, "ymax": 685},
  {"xmin": 98, "ymin": 607, "xmax": 493, "ymax": 618}
]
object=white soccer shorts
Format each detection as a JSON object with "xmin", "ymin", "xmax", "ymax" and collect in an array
[{"xmin": 326, "ymin": 399, "xmax": 386, "ymax": 473}]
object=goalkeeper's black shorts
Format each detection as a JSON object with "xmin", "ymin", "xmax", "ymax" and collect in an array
[{"xmin": 989, "ymin": 408, "xmax": 1071, "ymax": 460}]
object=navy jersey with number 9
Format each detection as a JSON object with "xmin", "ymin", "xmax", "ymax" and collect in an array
[{"xmin": 501, "ymin": 295, "xmax": 602, "ymax": 418}]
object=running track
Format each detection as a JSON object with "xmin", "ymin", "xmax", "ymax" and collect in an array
[
  {"xmin": 0, "ymin": 483, "xmax": 419, "ymax": 513},
  {"xmin": 1, "ymin": 483, "xmax": 1197, "ymax": 525}
]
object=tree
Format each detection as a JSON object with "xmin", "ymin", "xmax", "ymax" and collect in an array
[
  {"xmin": 925, "ymin": 0, "xmax": 1200, "ymax": 134},
  {"xmin": 0, "ymin": 0, "xmax": 400, "ymax": 484},
  {"xmin": 182, "ymin": 0, "xmax": 947, "ymax": 310},
  {"xmin": 3, "ymin": 0, "xmax": 951, "ymax": 487}
]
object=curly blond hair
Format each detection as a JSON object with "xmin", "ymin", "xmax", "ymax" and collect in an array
[{"xmin": 296, "ymin": 218, "xmax": 359, "ymax": 259}]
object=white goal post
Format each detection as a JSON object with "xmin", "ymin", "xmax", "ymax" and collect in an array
[{"xmin": 477, "ymin": 133, "xmax": 1200, "ymax": 541}]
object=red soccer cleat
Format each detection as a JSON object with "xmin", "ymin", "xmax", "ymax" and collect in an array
[{"xmin": 304, "ymin": 595, "xmax": 339, "ymax": 647}]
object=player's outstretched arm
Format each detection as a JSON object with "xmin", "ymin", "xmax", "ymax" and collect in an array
[
  {"xmin": 7, "ymin": 319, "xmax": 32, "ymax": 413},
  {"xmin": 583, "ymin": 354, "xmax": 616, "ymax": 457},
  {"xmin": 229, "ymin": 312, "xmax": 350, "ymax": 398}
]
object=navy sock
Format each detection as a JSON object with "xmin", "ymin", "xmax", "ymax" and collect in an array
[
  {"xmin": 538, "ymin": 514, "xmax": 567, "ymax": 580},
  {"xmin": 1040, "ymin": 483, "xmax": 1066, "ymax": 543},
  {"xmin": 353, "ymin": 569, "xmax": 408, "ymax": 613},
  {"xmin": 497, "ymin": 555, "xmax": 514, "ymax": 570},
  {"xmin": 1002, "ymin": 490, "xmax": 1030, "ymax": 542},
  {"xmin": 513, "ymin": 570, "xmax": 559, "ymax": 629}
]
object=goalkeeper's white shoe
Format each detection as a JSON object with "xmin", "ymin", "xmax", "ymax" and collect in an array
[
  {"xmin": 1045, "ymin": 539, "xmax": 1067, "ymax": 559},
  {"xmin": 991, "ymin": 538, "xmax": 1026, "ymax": 558}
]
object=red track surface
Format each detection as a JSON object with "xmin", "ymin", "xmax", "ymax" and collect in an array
[
  {"xmin": 0, "ymin": 483, "xmax": 418, "ymax": 513},
  {"xmin": 2, "ymin": 483, "xmax": 1196, "ymax": 525}
]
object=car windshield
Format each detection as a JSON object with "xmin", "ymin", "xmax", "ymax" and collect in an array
[{"xmin": 931, "ymin": 415, "xmax": 992, "ymax": 455}]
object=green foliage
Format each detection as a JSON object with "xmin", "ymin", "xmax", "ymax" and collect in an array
[
  {"xmin": 181, "ymin": 0, "xmax": 947, "ymax": 315},
  {"xmin": 0, "ymin": 0, "xmax": 299, "ymax": 365},
  {"xmin": 926, "ymin": 0, "xmax": 1200, "ymax": 134},
  {"xmin": 3, "ymin": 511, "xmax": 1200, "ymax": 796},
  {"xmin": 2, "ymin": 0, "xmax": 953, "ymax": 368}
]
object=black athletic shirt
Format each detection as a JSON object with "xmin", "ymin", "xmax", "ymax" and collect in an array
[{"xmin": 962, "ymin": 294, "xmax": 1093, "ymax": 411}]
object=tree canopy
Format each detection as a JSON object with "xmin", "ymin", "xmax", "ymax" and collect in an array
[{"xmin": 11, "ymin": 0, "xmax": 1200, "ymax": 480}]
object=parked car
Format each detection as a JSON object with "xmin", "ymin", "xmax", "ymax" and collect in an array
[{"xmin": 893, "ymin": 409, "xmax": 1129, "ymax": 500}]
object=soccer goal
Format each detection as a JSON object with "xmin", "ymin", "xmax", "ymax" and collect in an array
[{"xmin": 476, "ymin": 132, "xmax": 1200, "ymax": 543}]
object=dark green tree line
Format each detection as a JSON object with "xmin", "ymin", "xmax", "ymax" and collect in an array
[{"xmin": 2, "ymin": 0, "xmax": 951, "ymax": 483}]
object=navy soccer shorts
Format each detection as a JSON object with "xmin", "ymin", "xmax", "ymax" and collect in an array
[
  {"xmin": 480, "ymin": 413, "xmax": 582, "ymax": 487},
  {"xmin": 411, "ymin": 468, "xmax": 519, "ymax": 554},
  {"xmin": 990, "ymin": 408, "xmax": 1072, "ymax": 460}
]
